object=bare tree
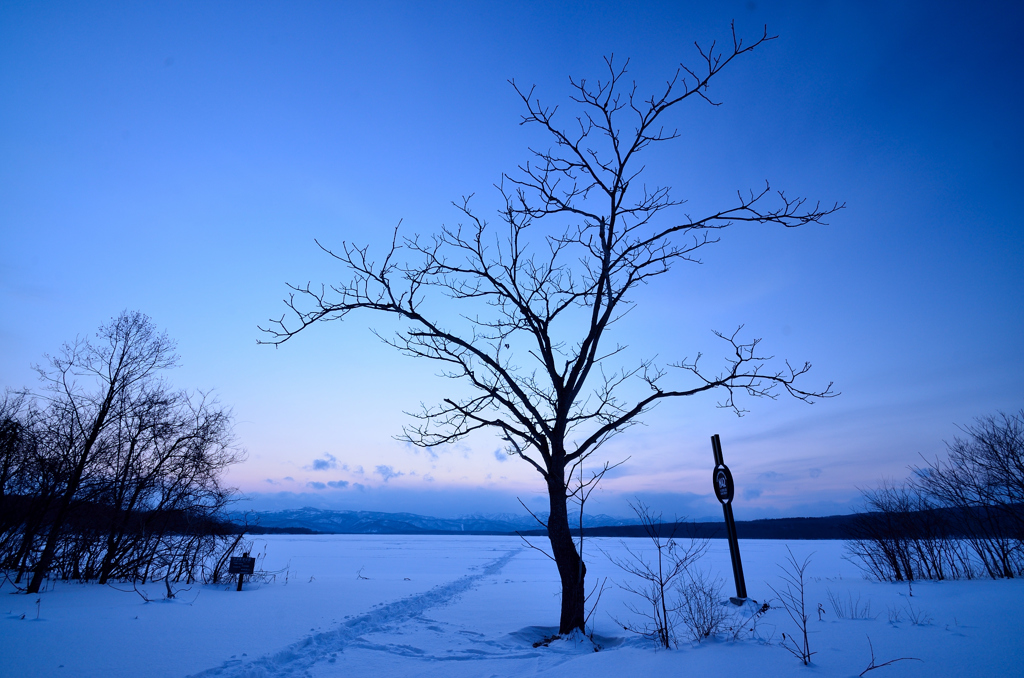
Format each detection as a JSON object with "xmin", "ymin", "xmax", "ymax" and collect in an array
[
  {"xmin": 95, "ymin": 389, "xmax": 238, "ymax": 585},
  {"xmin": 3, "ymin": 314, "xmax": 243, "ymax": 591},
  {"xmin": 849, "ymin": 410, "xmax": 1024, "ymax": 582},
  {"xmin": 23, "ymin": 311, "xmax": 178, "ymax": 594},
  {"xmin": 262, "ymin": 26, "xmax": 840, "ymax": 633},
  {"xmin": 914, "ymin": 410, "xmax": 1024, "ymax": 578}
]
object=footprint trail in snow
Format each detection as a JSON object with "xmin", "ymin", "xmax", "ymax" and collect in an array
[{"xmin": 189, "ymin": 549, "xmax": 520, "ymax": 678}]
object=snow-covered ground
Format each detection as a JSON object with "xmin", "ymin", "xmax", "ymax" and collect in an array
[{"xmin": 3, "ymin": 536, "xmax": 1022, "ymax": 677}]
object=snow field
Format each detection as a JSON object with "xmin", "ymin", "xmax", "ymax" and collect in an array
[{"xmin": 3, "ymin": 536, "xmax": 1023, "ymax": 677}]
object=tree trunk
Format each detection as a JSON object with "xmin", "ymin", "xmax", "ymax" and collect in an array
[
  {"xmin": 27, "ymin": 394, "xmax": 114, "ymax": 594},
  {"xmin": 99, "ymin": 491, "xmax": 137, "ymax": 585},
  {"xmin": 26, "ymin": 471, "xmax": 81, "ymax": 593},
  {"xmin": 98, "ymin": 529, "xmax": 121, "ymax": 585},
  {"xmin": 547, "ymin": 473, "xmax": 586, "ymax": 635},
  {"xmin": 27, "ymin": 370, "xmax": 128, "ymax": 593},
  {"xmin": 13, "ymin": 503, "xmax": 48, "ymax": 584}
]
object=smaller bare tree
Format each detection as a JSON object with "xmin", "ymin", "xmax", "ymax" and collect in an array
[
  {"xmin": 605, "ymin": 501, "xmax": 708, "ymax": 648},
  {"xmin": 769, "ymin": 547, "xmax": 815, "ymax": 665}
]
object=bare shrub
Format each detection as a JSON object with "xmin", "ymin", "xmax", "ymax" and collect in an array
[
  {"xmin": 769, "ymin": 547, "xmax": 815, "ymax": 665},
  {"xmin": 676, "ymin": 569, "xmax": 729, "ymax": 643},
  {"xmin": 605, "ymin": 501, "xmax": 708, "ymax": 648},
  {"xmin": 903, "ymin": 600, "xmax": 932, "ymax": 626},
  {"xmin": 826, "ymin": 588, "xmax": 874, "ymax": 620}
]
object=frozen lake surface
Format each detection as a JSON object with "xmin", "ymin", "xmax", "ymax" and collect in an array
[{"xmin": 3, "ymin": 535, "xmax": 1022, "ymax": 677}]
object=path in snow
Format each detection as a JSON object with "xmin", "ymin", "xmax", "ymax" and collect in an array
[{"xmin": 189, "ymin": 548, "xmax": 522, "ymax": 677}]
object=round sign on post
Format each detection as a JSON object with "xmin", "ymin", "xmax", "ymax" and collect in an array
[
  {"xmin": 713, "ymin": 464, "xmax": 734, "ymax": 504},
  {"xmin": 710, "ymin": 434, "xmax": 746, "ymax": 602}
]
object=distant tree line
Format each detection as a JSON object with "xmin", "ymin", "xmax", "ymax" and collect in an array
[
  {"xmin": 847, "ymin": 410, "xmax": 1024, "ymax": 581},
  {"xmin": 0, "ymin": 312, "xmax": 246, "ymax": 594}
]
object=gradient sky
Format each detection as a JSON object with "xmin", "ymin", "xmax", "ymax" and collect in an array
[{"xmin": 2, "ymin": 1, "xmax": 1022, "ymax": 520}]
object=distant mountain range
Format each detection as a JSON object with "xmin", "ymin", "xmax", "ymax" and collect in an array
[{"xmin": 231, "ymin": 507, "xmax": 858, "ymax": 539}]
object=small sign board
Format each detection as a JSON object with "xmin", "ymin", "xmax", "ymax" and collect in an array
[
  {"xmin": 713, "ymin": 464, "xmax": 735, "ymax": 504},
  {"xmin": 228, "ymin": 556, "xmax": 256, "ymax": 575}
]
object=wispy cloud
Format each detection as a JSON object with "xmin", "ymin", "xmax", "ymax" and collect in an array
[
  {"xmin": 304, "ymin": 479, "xmax": 349, "ymax": 490},
  {"xmin": 375, "ymin": 465, "xmax": 405, "ymax": 482},
  {"xmin": 306, "ymin": 453, "xmax": 338, "ymax": 472}
]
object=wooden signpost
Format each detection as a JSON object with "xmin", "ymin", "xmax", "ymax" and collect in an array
[
  {"xmin": 228, "ymin": 553, "xmax": 256, "ymax": 591},
  {"xmin": 711, "ymin": 434, "xmax": 747, "ymax": 604}
]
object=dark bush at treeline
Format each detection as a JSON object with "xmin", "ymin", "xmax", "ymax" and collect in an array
[{"xmin": 848, "ymin": 410, "xmax": 1024, "ymax": 581}]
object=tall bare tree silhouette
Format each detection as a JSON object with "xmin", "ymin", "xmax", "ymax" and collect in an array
[{"xmin": 263, "ymin": 25, "xmax": 840, "ymax": 633}]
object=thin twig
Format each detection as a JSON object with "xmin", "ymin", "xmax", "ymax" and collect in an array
[{"xmin": 859, "ymin": 636, "xmax": 921, "ymax": 676}]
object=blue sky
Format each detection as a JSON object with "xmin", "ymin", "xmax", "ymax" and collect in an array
[{"xmin": 2, "ymin": 1, "xmax": 1022, "ymax": 520}]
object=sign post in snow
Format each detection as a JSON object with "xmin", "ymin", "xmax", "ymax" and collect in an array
[
  {"xmin": 229, "ymin": 554, "xmax": 256, "ymax": 592},
  {"xmin": 711, "ymin": 434, "xmax": 747, "ymax": 604}
]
